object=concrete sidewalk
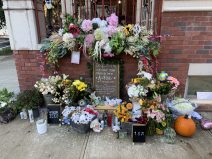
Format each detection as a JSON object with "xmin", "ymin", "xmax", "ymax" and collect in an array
[
  {"xmin": 0, "ymin": 55, "xmax": 19, "ymax": 93},
  {"xmin": 0, "ymin": 113, "xmax": 211, "ymax": 159}
]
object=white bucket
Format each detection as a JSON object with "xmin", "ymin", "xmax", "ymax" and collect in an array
[{"xmin": 36, "ymin": 119, "xmax": 47, "ymax": 135}]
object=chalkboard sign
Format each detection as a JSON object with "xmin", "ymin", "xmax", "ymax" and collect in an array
[
  {"xmin": 132, "ymin": 124, "xmax": 146, "ymax": 143},
  {"xmin": 93, "ymin": 62, "xmax": 120, "ymax": 98},
  {"xmin": 47, "ymin": 104, "xmax": 61, "ymax": 124}
]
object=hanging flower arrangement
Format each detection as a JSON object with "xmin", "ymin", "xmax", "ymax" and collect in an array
[{"xmin": 40, "ymin": 13, "xmax": 161, "ymax": 67}]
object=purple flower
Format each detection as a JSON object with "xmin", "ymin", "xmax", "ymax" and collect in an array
[
  {"xmin": 81, "ymin": 19, "xmax": 93, "ymax": 32},
  {"xmin": 106, "ymin": 13, "xmax": 118, "ymax": 27},
  {"xmin": 106, "ymin": 25, "xmax": 117, "ymax": 37},
  {"xmin": 84, "ymin": 34, "xmax": 95, "ymax": 48}
]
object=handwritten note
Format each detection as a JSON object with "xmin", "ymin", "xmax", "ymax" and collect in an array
[{"xmin": 93, "ymin": 63, "xmax": 119, "ymax": 98}]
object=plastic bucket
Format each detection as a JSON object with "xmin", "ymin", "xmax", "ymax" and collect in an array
[{"xmin": 36, "ymin": 119, "xmax": 47, "ymax": 135}]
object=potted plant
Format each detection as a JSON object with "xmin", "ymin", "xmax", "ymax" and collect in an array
[
  {"xmin": 15, "ymin": 89, "xmax": 44, "ymax": 121},
  {"xmin": 0, "ymin": 88, "xmax": 16, "ymax": 123}
]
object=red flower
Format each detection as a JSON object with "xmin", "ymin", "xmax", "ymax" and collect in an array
[{"xmin": 69, "ymin": 24, "xmax": 80, "ymax": 37}]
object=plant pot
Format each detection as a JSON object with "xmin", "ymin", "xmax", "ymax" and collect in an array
[
  {"xmin": 71, "ymin": 122, "xmax": 91, "ymax": 134},
  {"xmin": 28, "ymin": 109, "xmax": 34, "ymax": 123},
  {"xmin": 43, "ymin": 94, "xmax": 54, "ymax": 106},
  {"xmin": 121, "ymin": 122, "xmax": 133, "ymax": 135},
  {"xmin": 22, "ymin": 108, "xmax": 28, "ymax": 119},
  {"xmin": 0, "ymin": 108, "xmax": 16, "ymax": 124},
  {"xmin": 32, "ymin": 108, "xmax": 40, "ymax": 118},
  {"xmin": 36, "ymin": 119, "xmax": 47, "ymax": 135},
  {"xmin": 146, "ymin": 119, "xmax": 156, "ymax": 136}
]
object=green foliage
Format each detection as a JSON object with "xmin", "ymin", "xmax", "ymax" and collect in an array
[
  {"xmin": 0, "ymin": 88, "xmax": 14, "ymax": 105},
  {"xmin": 40, "ymin": 39, "xmax": 67, "ymax": 65},
  {"xmin": 47, "ymin": 41, "xmax": 67, "ymax": 65},
  {"xmin": 109, "ymin": 32, "xmax": 125, "ymax": 54},
  {"xmin": 15, "ymin": 89, "xmax": 44, "ymax": 111},
  {"xmin": 40, "ymin": 39, "xmax": 51, "ymax": 53},
  {"xmin": 0, "ymin": 47, "xmax": 12, "ymax": 56},
  {"xmin": 154, "ymin": 82, "xmax": 173, "ymax": 95},
  {"xmin": 147, "ymin": 41, "xmax": 160, "ymax": 57},
  {"xmin": 0, "ymin": 0, "xmax": 5, "ymax": 29},
  {"xmin": 0, "ymin": 88, "xmax": 15, "ymax": 114}
]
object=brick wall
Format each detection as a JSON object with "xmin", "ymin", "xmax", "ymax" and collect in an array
[
  {"xmin": 14, "ymin": 50, "xmax": 138, "ymax": 98},
  {"xmin": 159, "ymin": 11, "xmax": 212, "ymax": 95},
  {"xmin": 14, "ymin": 11, "xmax": 212, "ymax": 105},
  {"xmin": 14, "ymin": 51, "xmax": 43, "ymax": 91}
]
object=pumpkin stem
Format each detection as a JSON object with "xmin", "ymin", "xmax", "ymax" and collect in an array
[{"xmin": 184, "ymin": 114, "xmax": 189, "ymax": 119}]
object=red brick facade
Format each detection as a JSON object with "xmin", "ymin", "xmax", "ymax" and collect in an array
[
  {"xmin": 14, "ymin": 51, "xmax": 138, "ymax": 98},
  {"xmin": 159, "ymin": 11, "xmax": 212, "ymax": 94}
]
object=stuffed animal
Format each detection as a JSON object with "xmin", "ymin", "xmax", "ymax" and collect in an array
[
  {"xmin": 104, "ymin": 97, "xmax": 122, "ymax": 107},
  {"xmin": 89, "ymin": 92, "xmax": 102, "ymax": 105},
  {"xmin": 90, "ymin": 118, "xmax": 102, "ymax": 133}
]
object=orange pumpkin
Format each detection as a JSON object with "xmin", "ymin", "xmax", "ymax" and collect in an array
[
  {"xmin": 174, "ymin": 115, "xmax": 196, "ymax": 137},
  {"xmin": 126, "ymin": 103, "xmax": 133, "ymax": 110}
]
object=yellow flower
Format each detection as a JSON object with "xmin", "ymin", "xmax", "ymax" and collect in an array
[
  {"xmin": 73, "ymin": 80, "xmax": 81, "ymax": 86},
  {"xmin": 139, "ymin": 99, "xmax": 144, "ymax": 106},
  {"xmin": 127, "ymin": 24, "xmax": 133, "ymax": 31},
  {"xmin": 63, "ymin": 79, "xmax": 71, "ymax": 85},
  {"xmin": 162, "ymin": 121, "xmax": 166, "ymax": 127}
]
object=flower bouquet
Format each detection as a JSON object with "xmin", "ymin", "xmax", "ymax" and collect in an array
[
  {"xmin": 40, "ymin": 15, "xmax": 83, "ymax": 66},
  {"xmin": 71, "ymin": 106, "xmax": 98, "ymax": 133},
  {"xmin": 34, "ymin": 74, "xmax": 72, "ymax": 105}
]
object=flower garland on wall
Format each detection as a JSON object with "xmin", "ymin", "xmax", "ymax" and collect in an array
[{"xmin": 40, "ymin": 13, "xmax": 161, "ymax": 74}]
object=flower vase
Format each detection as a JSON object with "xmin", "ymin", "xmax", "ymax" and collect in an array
[
  {"xmin": 146, "ymin": 119, "xmax": 156, "ymax": 136},
  {"xmin": 22, "ymin": 108, "xmax": 28, "ymax": 119},
  {"xmin": 163, "ymin": 127, "xmax": 176, "ymax": 144},
  {"xmin": 156, "ymin": 128, "xmax": 164, "ymax": 135},
  {"xmin": 132, "ymin": 101, "xmax": 141, "ymax": 121},
  {"xmin": 43, "ymin": 94, "xmax": 54, "ymax": 106}
]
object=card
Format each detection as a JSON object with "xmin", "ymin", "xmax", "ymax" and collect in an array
[{"xmin": 71, "ymin": 51, "xmax": 80, "ymax": 64}]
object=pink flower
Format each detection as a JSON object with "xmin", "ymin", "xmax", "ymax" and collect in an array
[
  {"xmin": 167, "ymin": 76, "xmax": 180, "ymax": 90},
  {"xmin": 84, "ymin": 34, "xmax": 95, "ymax": 48},
  {"xmin": 106, "ymin": 25, "xmax": 117, "ymax": 37},
  {"xmin": 106, "ymin": 13, "xmax": 118, "ymax": 27},
  {"xmin": 81, "ymin": 20, "xmax": 93, "ymax": 32}
]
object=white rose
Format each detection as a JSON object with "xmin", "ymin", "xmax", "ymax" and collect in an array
[{"xmin": 63, "ymin": 33, "xmax": 74, "ymax": 42}]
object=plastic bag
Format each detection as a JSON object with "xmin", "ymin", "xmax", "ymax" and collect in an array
[{"xmin": 167, "ymin": 98, "xmax": 198, "ymax": 116}]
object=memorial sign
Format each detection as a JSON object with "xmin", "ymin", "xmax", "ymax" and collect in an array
[{"xmin": 93, "ymin": 62, "xmax": 120, "ymax": 98}]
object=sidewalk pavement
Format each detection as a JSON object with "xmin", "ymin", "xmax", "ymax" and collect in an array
[
  {"xmin": 0, "ymin": 112, "xmax": 211, "ymax": 159},
  {"xmin": 0, "ymin": 55, "xmax": 20, "ymax": 93}
]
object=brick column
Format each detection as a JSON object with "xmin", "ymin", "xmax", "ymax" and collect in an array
[{"xmin": 3, "ymin": 0, "xmax": 46, "ymax": 91}]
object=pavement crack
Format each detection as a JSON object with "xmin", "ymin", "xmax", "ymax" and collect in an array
[{"xmin": 79, "ymin": 132, "xmax": 90, "ymax": 159}]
